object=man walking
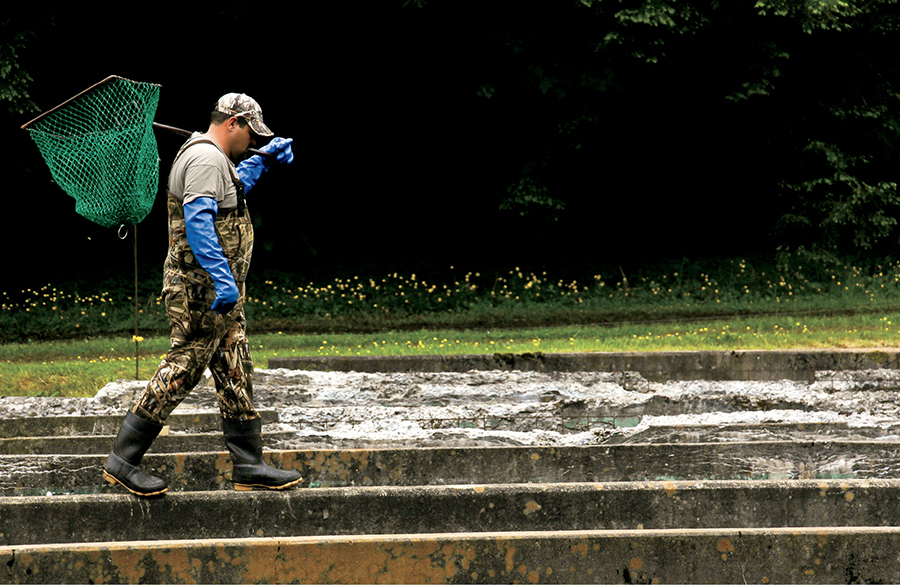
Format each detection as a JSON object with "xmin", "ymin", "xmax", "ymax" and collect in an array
[{"xmin": 103, "ymin": 93, "xmax": 301, "ymax": 496}]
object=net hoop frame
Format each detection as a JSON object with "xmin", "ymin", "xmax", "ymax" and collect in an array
[
  {"xmin": 22, "ymin": 75, "xmax": 163, "ymax": 380},
  {"xmin": 21, "ymin": 75, "xmax": 161, "ymax": 130},
  {"xmin": 21, "ymin": 75, "xmax": 163, "ymax": 229}
]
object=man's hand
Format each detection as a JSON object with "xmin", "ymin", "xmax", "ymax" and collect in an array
[
  {"xmin": 211, "ymin": 283, "xmax": 238, "ymax": 315},
  {"xmin": 237, "ymin": 137, "xmax": 294, "ymax": 192},
  {"xmin": 264, "ymin": 137, "xmax": 294, "ymax": 164}
]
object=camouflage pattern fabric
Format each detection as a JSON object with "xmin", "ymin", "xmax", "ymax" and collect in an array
[{"xmin": 133, "ymin": 192, "xmax": 258, "ymax": 424}]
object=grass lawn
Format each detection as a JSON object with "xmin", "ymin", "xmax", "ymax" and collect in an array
[
  {"xmin": 3, "ymin": 257, "xmax": 900, "ymax": 397},
  {"xmin": 3, "ymin": 310, "xmax": 900, "ymax": 397}
]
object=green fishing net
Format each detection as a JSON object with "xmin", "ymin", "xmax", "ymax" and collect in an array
[{"xmin": 23, "ymin": 76, "xmax": 161, "ymax": 228}]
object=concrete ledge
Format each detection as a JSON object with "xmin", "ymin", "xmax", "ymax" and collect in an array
[
  {"xmin": 4, "ymin": 527, "xmax": 900, "ymax": 584},
  {"xmin": 0, "ymin": 430, "xmax": 297, "ymax": 456},
  {"xmin": 269, "ymin": 348, "xmax": 900, "ymax": 381},
  {"xmin": 0, "ymin": 410, "xmax": 279, "ymax": 439},
  {"xmin": 4, "ymin": 479, "xmax": 900, "ymax": 547},
  {"xmin": 3, "ymin": 441, "xmax": 899, "ymax": 495},
  {"xmin": 9, "ymin": 420, "xmax": 895, "ymax": 457}
]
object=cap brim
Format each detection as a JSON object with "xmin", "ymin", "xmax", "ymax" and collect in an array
[{"xmin": 249, "ymin": 118, "xmax": 274, "ymax": 137}]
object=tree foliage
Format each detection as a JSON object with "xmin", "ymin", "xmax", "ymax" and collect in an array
[
  {"xmin": 5, "ymin": 2, "xmax": 899, "ymax": 276},
  {"xmin": 0, "ymin": 8, "xmax": 47, "ymax": 116},
  {"xmin": 755, "ymin": 0, "xmax": 900, "ymax": 262},
  {"xmin": 0, "ymin": 20, "xmax": 37, "ymax": 115},
  {"xmin": 404, "ymin": 0, "xmax": 900, "ymax": 264}
]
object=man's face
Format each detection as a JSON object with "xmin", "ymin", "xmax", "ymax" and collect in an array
[{"xmin": 230, "ymin": 118, "xmax": 258, "ymax": 159}]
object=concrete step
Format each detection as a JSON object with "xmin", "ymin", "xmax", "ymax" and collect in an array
[
  {"xmin": 0, "ymin": 409, "xmax": 279, "ymax": 438},
  {"xmin": 0, "ymin": 501, "xmax": 888, "ymax": 584},
  {"xmin": 4, "ymin": 352, "xmax": 900, "ymax": 583},
  {"xmin": 3, "ymin": 440, "xmax": 897, "ymax": 496},
  {"xmin": 17, "ymin": 416, "xmax": 899, "ymax": 455},
  {"xmin": 6, "ymin": 526, "xmax": 898, "ymax": 584},
  {"xmin": 3, "ymin": 479, "xmax": 900, "ymax": 547},
  {"xmin": 0, "ymin": 430, "xmax": 299, "ymax": 455},
  {"xmin": 269, "ymin": 348, "xmax": 900, "ymax": 381},
  {"xmin": 604, "ymin": 421, "xmax": 900, "ymax": 444},
  {"xmin": 6, "ymin": 408, "xmax": 898, "ymax": 453}
]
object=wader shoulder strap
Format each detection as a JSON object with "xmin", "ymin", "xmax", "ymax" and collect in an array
[{"xmin": 170, "ymin": 138, "xmax": 246, "ymax": 214}]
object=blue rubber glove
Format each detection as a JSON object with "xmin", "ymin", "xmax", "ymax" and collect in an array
[
  {"xmin": 236, "ymin": 137, "xmax": 294, "ymax": 193},
  {"xmin": 184, "ymin": 197, "xmax": 239, "ymax": 314}
]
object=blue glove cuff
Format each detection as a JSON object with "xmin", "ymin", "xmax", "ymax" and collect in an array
[
  {"xmin": 184, "ymin": 197, "xmax": 239, "ymax": 314},
  {"xmin": 236, "ymin": 156, "xmax": 268, "ymax": 193}
]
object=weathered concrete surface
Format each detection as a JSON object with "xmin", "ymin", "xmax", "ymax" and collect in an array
[
  {"xmin": 4, "ymin": 527, "xmax": 900, "ymax": 584},
  {"xmin": 3, "ymin": 479, "xmax": 900, "ymax": 547},
  {"xmin": 4, "ymin": 439, "xmax": 899, "ymax": 496},
  {"xmin": 603, "ymin": 420, "xmax": 900, "ymax": 444},
  {"xmin": 8, "ymin": 418, "xmax": 900, "ymax": 455},
  {"xmin": 270, "ymin": 348, "xmax": 900, "ymax": 382},
  {"xmin": 0, "ymin": 410, "xmax": 279, "ymax": 439},
  {"xmin": 4, "ymin": 352, "xmax": 900, "ymax": 584},
  {"xmin": 0, "ymin": 430, "xmax": 297, "ymax": 455}
]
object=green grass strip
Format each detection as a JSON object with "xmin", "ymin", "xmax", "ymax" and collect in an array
[{"xmin": 3, "ymin": 311, "xmax": 900, "ymax": 397}]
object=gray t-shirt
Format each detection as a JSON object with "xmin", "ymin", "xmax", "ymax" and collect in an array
[{"xmin": 168, "ymin": 132, "xmax": 240, "ymax": 212}]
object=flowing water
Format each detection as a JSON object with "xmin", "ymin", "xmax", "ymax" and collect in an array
[{"xmin": 3, "ymin": 367, "xmax": 900, "ymax": 480}]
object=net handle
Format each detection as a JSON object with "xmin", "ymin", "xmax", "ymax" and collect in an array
[{"xmin": 153, "ymin": 122, "xmax": 276, "ymax": 160}]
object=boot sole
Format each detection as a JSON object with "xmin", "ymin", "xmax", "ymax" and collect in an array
[
  {"xmin": 103, "ymin": 471, "xmax": 168, "ymax": 497},
  {"xmin": 233, "ymin": 476, "xmax": 303, "ymax": 491}
]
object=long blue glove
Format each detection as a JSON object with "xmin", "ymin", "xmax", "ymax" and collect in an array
[
  {"xmin": 236, "ymin": 137, "xmax": 294, "ymax": 193},
  {"xmin": 184, "ymin": 197, "xmax": 239, "ymax": 314}
]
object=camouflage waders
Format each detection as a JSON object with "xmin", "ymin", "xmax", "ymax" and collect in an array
[{"xmin": 133, "ymin": 143, "xmax": 258, "ymax": 425}]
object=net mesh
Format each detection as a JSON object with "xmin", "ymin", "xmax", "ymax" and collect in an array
[{"xmin": 24, "ymin": 76, "xmax": 161, "ymax": 228}]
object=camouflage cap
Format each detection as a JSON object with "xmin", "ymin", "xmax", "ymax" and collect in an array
[{"xmin": 213, "ymin": 93, "xmax": 274, "ymax": 137}]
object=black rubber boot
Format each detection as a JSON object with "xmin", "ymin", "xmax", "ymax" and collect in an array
[
  {"xmin": 102, "ymin": 411, "xmax": 168, "ymax": 497},
  {"xmin": 222, "ymin": 417, "xmax": 302, "ymax": 491}
]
